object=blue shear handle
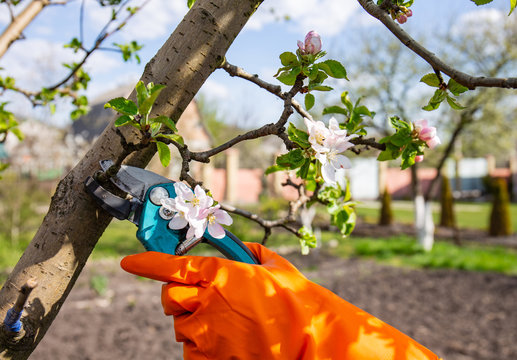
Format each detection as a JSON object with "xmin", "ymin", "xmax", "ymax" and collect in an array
[
  {"xmin": 136, "ymin": 183, "xmax": 258, "ymax": 265},
  {"xmin": 202, "ymin": 230, "xmax": 259, "ymax": 265}
]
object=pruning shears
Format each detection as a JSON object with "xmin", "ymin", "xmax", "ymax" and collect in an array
[{"xmin": 84, "ymin": 160, "xmax": 259, "ymax": 265}]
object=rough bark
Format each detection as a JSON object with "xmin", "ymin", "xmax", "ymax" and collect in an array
[
  {"xmin": 0, "ymin": 0, "xmax": 263, "ymax": 358},
  {"xmin": 0, "ymin": 0, "xmax": 51, "ymax": 59}
]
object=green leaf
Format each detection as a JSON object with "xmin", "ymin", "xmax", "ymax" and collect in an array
[
  {"xmin": 265, "ymin": 164, "xmax": 286, "ymax": 175},
  {"xmin": 511, "ymin": 0, "xmax": 516, "ymax": 15},
  {"xmin": 187, "ymin": 0, "xmax": 196, "ymax": 8},
  {"xmin": 156, "ymin": 141, "xmax": 171, "ymax": 167},
  {"xmin": 309, "ymin": 85, "xmax": 333, "ymax": 92},
  {"xmin": 276, "ymin": 149, "xmax": 305, "ymax": 169},
  {"xmin": 420, "ymin": 73, "xmax": 441, "ymax": 87},
  {"xmin": 153, "ymin": 115, "xmax": 177, "ymax": 132},
  {"xmin": 150, "ymin": 122, "xmax": 162, "ymax": 137},
  {"xmin": 377, "ymin": 142, "xmax": 402, "ymax": 161},
  {"xmin": 287, "ymin": 123, "xmax": 310, "ymax": 149},
  {"xmin": 157, "ymin": 133, "xmax": 184, "ymax": 145},
  {"xmin": 298, "ymin": 226, "xmax": 317, "ymax": 255},
  {"xmin": 401, "ymin": 143, "xmax": 418, "ymax": 170},
  {"xmin": 114, "ymin": 115, "xmax": 132, "ymax": 127},
  {"xmin": 390, "ymin": 128, "xmax": 412, "ymax": 147},
  {"xmin": 135, "ymin": 81, "xmax": 148, "ymax": 108},
  {"xmin": 446, "ymin": 95, "xmax": 466, "ymax": 110},
  {"xmin": 422, "ymin": 89, "xmax": 446, "ymax": 111},
  {"xmin": 279, "ymin": 52, "xmax": 298, "ymax": 67},
  {"xmin": 276, "ymin": 66, "xmax": 301, "ymax": 86},
  {"xmin": 470, "ymin": 0, "xmax": 493, "ymax": 5},
  {"xmin": 317, "ymin": 60, "xmax": 348, "ymax": 79},
  {"xmin": 305, "ymin": 93, "xmax": 315, "ymax": 110},
  {"xmin": 447, "ymin": 79, "xmax": 469, "ymax": 96},
  {"xmin": 297, "ymin": 158, "xmax": 311, "ymax": 179},
  {"xmin": 10, "ymin": 127, "xmax": 24, "ymax": 141},
  {"xmin": 389, "ymin": 116, "xmax": 411, "ymax": 130},
  {"xmin": 322, "ymin": 105, "xmax": 347, "ymax": 116},
  {"xmin": 104, "ymin": 97, "xmax": 138, "ymax": 115},
  {"xmin": 353, "ymin": 105, "xmax": 372, "ymax": 117},
  {"xmin": 139, "ymin": 84, "xmax": 166, "ymax": 116}
]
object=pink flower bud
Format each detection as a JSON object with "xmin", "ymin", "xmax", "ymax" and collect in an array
[
  {"xmin": 415, "ymin": 155, "xmax": 424, "ymax": 163},
  {"xmin": 300, "ymin": 31, "xmax": 322, "ymax": 55},
  {"xmin": 397, "ymin": 14, "xmax": 407, "ymax": 24},
  {"xmin": 426, "ymin": 137, "xmax": 441, "ymax": 149},
  {"xmin": 406, "ymin": 9, "xmax": 413, "ymax": 17},
  {"xmin": 419, "ymin": 127, "xmax": 437, "ymax": 142}
]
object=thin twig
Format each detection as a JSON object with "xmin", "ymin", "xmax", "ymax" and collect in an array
[{"xmin": 220, "ymin": 60, "xmax": 313, "ymax": 120}]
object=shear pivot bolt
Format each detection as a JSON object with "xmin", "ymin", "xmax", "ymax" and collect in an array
[{"xmin": 149, "ymin": 186, "xmax": 169, "ymax": 205}]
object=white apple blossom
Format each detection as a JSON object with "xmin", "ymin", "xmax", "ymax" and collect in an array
[
  {"xmin": 159, "ymin": 182, "xmax": 233, "ymax": 241},
  {"xmin": 304, "ymin": 117, "xmax": 356, "ymax": 185}
]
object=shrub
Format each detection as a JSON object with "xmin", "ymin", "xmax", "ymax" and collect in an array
[
  {"xmin": 439, "ymin": 175, "xmax": 455, "ymax": 227},
  {"xmin": 378, "ymin": 187, "xmax": 393, "ymax": 226},
  {"xmin": 489, "ymin": 178, "xmax": 512, "ymax": 236}
]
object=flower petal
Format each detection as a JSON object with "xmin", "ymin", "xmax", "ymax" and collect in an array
[
  {"xmin": 426, "ymin": 136, "xmax": 441, "ymax": 149},
  {"xmin": 214, "ymin": 209, "xmax": 233, "ymax": 226},
  {"xmin": 331, "ymin": 154, "xmax": 352, "ymax": 170},
  {"xmin": 208, "ymin": 223, "xmax": 226, "ymax": 239},
  {"xmin": 321, "ymin": 163, "xmax": 336, "ymax": 184},
  {"xmin": 169, "ymin": 214, "xmax": 188, "ymax": 230}
]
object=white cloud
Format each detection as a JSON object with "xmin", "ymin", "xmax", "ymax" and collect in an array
[
  {"xmin": 199, "ymin": 79, "xmax": 230, "ymax": 101},
  {"xmin": 452, "ymin": 8, "xmax": 505, "ymax": 36},
  {"xmin": 0, "ymin": 38, "xmax": 77, "ymax": 90},
  {"xmin": 246, "ymin": 0, "xmax": 360, "ymax": 36},
  {"xmin": 85, "ymin": 0, "xmax": 187, "ymax": 42}
]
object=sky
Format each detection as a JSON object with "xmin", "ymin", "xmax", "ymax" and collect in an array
[{"xmin": 0, "ymin": 0, "xmax": 510, "ymax": 128}]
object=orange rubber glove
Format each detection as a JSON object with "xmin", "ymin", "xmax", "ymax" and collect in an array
[{"xmin": 121, "ymin": 242, "xmax": 440, "ymax": 360}]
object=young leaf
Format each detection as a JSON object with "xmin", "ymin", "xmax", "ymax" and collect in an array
[
  {"xmin": 153, "ymin": 115, "xmax": 177, "ymax": 132},
  {"xmin": 187, "ymin": 0, "xmax": 196, "ymax": 8},
  {"xmin": 511, "ymin": 0, "xmax": 516, "ymax": 15},
  {"xmin": 135, "ymin": 81, "xmax": 148, "ymax": 108},
  {"xmin": 317, "ymin": 60, "xmax": 348, "ymax": 79},
  {"xmin": 104, "ymin": 97, "xmax": 138, "ymax": 115},
  {"xmin": 419, "ymin": 73, "xmax": 441, "ymax": 87},
  {"xmin": 305, "ymin": 93, "xmax": 315, "ymax": 110},
  {"xmin": 156, "ymin": 141, "xmax": 171, "ymax": 167},
  {"xmin": 114, "ymin": 115, "xmax": 132, "ymax": 127},
  {"xmin": 265, "ymin": 164, "xmax": 287, "ymax": 175},
  {"xmin": 471, "ymin": 0, "xmax": 493, "ymax": 4},
  {"xmin": 322, "ymin": 106, "xmax": 348, "ymax": 116},
  {"xmin": 150, "ymin": 122, "xmax": 162, "ymax": 137},
  {"xmin": 446, "ymin": 95, "xmax": 466, "ymax": 110},
  {"xmin": 139, "ymin": 84, "xmax": 166, "ymax": 116},
  {"xmin": 276, "ymin": 66, "xmax": 301, "ymax": 86},
  {"xmin": 287, "ymin": 123, "xmax": 310, "ymax": 148},
  {"xmin": 279, "ymin": 52, "xmax": 298, "ymax": 67},
  {"xmin": 422, "ymin": 89, "xmax": 446, "ymax": 111},
  {"xmin": 297, "ymin": 158, "xmax": 311, "ymax": 179},
  {"xmin": 447, "ymin": 79, "xmax": 469, "ymax": 96},
  {"xmin": 309, "ymin": 84, "xmax": 333, "ymax": 92},
  {"xmin": 157, "ymin": 133, "xmax": 184, "ymax": 145}
]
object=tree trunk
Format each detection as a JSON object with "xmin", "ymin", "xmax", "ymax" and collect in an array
[
  {"xmin": 0, "ymin": 0, "xmax": 50, "ymax": 59},
  {"xmin": 0, "ymin": 0, "xmax": 263, "ymax": 358}
]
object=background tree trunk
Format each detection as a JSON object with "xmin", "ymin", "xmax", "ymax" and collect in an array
[
  {"xmin": 0, "ymin": 0, "xmax": 50, "ymax": 59},
  {"xmin": 0, "ymin": 0, "xmax": 263, "ymax": 358}
]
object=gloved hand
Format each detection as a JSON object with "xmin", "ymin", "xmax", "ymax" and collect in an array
[{"xmin": 121, "ymin": 242, "xmax": 440, "ymax": 360}]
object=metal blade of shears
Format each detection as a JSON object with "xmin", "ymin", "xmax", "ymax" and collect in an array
[{"xmin": 99, "ymin": 160, "xmax": 173, "ymax": 201}]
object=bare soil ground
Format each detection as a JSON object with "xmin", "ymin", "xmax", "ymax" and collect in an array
[{"xmin": 30, "ymin": 243, "xmax": 517, "ymax": 360}]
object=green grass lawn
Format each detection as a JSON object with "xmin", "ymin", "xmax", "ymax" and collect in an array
[
  {"xmin": 355, "ymin": 200, "xmax": 517, "ymax": 233},
  {"xmin": 1, "ymin": 201, "xmax": 516, "ymax": 279}
]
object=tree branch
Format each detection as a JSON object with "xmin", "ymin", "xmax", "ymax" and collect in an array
[
  {"xmin": 220, "ymin": 60, "xmax": 313, "ymax": 120},
  {"xmin": 357, "ymin": 0, "xmax": 517, "ymax": 89}
]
